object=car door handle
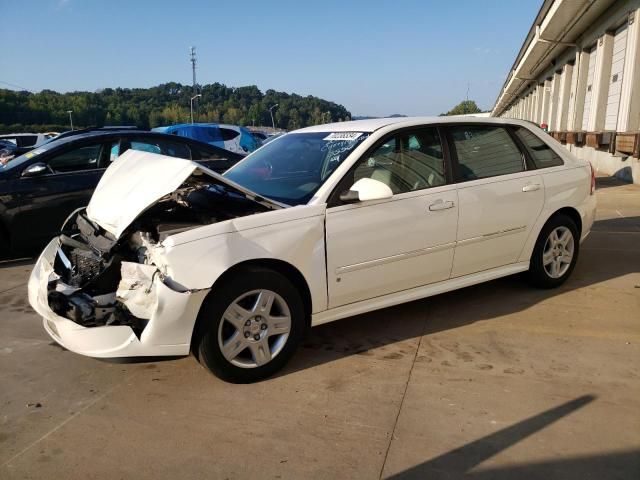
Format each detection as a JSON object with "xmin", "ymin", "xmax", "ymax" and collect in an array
[
  {"xmin": 429, "ymin": 200, "xmax": 455, "ymax": 211},
  {"xmin": 522, "ymin": 183, "xmax": 541, "ymax": 192}
]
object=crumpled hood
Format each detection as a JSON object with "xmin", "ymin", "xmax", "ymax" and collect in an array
[{"xmin": 86, "ymin": 149, "xmax": 281, "ymax": 239}]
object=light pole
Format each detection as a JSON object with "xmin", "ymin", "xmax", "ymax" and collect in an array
[
  {"xmin": 190, "ymin": 94, "xmax": 201, "ymax": 124},
  {"xmin": 269, "ymin": 104, "xmax": 278, "ymax": 130},
  {"xmin": 67, "ymin": 110, "xmax": 73, "ymax": 130}
]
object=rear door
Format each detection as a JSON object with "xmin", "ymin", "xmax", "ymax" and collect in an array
[{"xmin": 446, "ymin": 124, "xmax": 544, "ymax": 277}]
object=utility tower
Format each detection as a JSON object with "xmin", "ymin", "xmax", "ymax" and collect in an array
[{"xmin": 190, "ymin": 46, "xmax": 198, "ymax": 120}]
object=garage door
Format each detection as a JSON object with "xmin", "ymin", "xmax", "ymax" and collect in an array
[
  {"xmin": 604, "ymin": 24, "xmax": 628, "ymax": 131},
  {"xmin": 567, "ymin": 62, "xmax": 579, "ymax": 128},
  {"xmin": 582, "ymin": 45, "xmax": 597, "ymax": 131}
]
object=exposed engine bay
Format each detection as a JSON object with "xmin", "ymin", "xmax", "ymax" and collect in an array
[{"xmin": 48, "ymin": 174, "xmax": 272, "ymax": 335}]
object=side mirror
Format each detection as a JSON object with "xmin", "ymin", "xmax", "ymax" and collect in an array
[
  {"xmin": 22, "ymin": 162, "xmax": 49, "ymax": 177},
  {"xmin": 339, "ymin": 178, "xmax": 393, "ymax": 203}
]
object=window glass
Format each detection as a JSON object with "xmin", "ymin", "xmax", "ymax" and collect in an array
[
  {"xmin": 224, "ymin": 132, "xmax": 369, "ymax": 205},
  {"xmin": 129, "ymin": 138, "xmax": 191, "ymax": 159},
  {"xmin": 514, "ymin": 127, "xmax": 563, "ymax": 168},
  {"xmin": 18, "ymin": 135, "xmax": 39, "ymax": 147},
  {"xmin": 48, "ymin": 145, "xmax": 101, "ymax": 173},
  {"xmin": 109, "ymin": 142, "xmax": 120, "ymax": 162},
  {"xmin": 220, "ymin": 128, "xmax": 240, "ymax": 141},
  {"xmin": 450, "ymin": 126, "xmax": 524, "ymax": 181},
  {"xmin": 353, "ymin": 128, "xmax": 446, "ymax": 194},
  {"xmin": 191, "ymin": 145, "xmax": 229, "ymax": 161}
]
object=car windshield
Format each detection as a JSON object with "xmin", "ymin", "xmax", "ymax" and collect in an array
[{"xmin": 223, "ymin": 131, "xmax": 369, "ymax": 205}]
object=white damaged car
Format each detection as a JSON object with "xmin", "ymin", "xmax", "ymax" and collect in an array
[{"xmin": 29, "ymin": 117, "xmax": 596, "ymax": 382}]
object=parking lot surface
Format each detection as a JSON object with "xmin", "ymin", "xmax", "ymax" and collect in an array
[{"xmin": 1, "ymin": 178, "xmax": 639, "ymax": 479}]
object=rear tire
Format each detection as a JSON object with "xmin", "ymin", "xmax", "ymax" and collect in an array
[
  {"xmin": 193, "ymin": 266, "xmax": 305, "ymax": 383},
  {"xmin": 527, "ymin": 214, "xmax": 579, "ymax": 289}
]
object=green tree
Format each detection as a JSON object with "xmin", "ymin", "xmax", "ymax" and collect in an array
[
  {"xmin": 0, "ymin": 82, "xmax": 352, "ymax": 133},
  {"xmin": 441, "ymin": 100, "xmax": 482, "ymax": 116}
]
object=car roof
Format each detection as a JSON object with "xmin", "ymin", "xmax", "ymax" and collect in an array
[
  {"xmin": 295, "ymin": 116, "xmax": 536, "ymax": 133},
  {"xmin": 157, "ymin": 123, "xmax": 243, "ymax": 130},
  {"xmin": 37, "ymin": 130, "xmax": 242, "ymax": 158},
  {"xmin": 0, "ymin": 133, "xmax": 45, "ymax": 137},
  {"xmin": 49, "ymin": 130, "xmax": 194, "ymax": 142}
]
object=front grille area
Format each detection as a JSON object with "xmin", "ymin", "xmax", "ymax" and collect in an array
[{"xmin": 69, "ymin": 249, "xmax": 103, "ymax": 285}]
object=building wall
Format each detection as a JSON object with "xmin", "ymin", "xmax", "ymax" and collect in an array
[{"xmin": 494, "ymin": 1, "xmax": 640, "ymax": 184}]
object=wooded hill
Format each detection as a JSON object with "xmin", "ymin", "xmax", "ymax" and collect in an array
[{"xmin": 0, "ymin": 82, "xmax": 352, "ymax": 133}]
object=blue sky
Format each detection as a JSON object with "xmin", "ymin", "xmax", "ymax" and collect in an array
[{"xmin": 0, "ymin": 0, "xmax": 541, "ymax": 116}]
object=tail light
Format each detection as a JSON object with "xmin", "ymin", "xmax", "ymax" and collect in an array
[{"xmin": 590, "ymin": 163, "xmax": 596, "ymax": 195}]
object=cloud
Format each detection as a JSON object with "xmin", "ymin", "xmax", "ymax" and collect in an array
[{"xmin": 473, "ymin": 47, "xmax": 492, "ymax": 55}]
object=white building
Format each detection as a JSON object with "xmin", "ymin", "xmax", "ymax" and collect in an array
[{"xmin": 492, "ymin": 0, "xmax": 640, "ymax": 184}]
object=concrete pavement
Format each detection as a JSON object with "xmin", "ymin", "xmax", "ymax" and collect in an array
[{"xmin": 1, "ymin": 177, "xmax": 639, "ymax": 479}]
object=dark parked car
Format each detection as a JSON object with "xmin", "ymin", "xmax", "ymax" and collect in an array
[
  {"xmin": 0, "ymin": 130, "xmax": 243, "ymax": 257},
  {"xmin": 48, "ymin": 126, "xmax": 141, "ymax": 143}
]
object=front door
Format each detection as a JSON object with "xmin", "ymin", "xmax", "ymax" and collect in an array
[
  {"xmin": 12, "ymin": 142, "xmax": 113, "ymax": 248},
  {"xmin": 325, "ymin": 127, "xmax": 458, "ymax": 308}
]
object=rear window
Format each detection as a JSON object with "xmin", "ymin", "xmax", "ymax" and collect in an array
[
  {"xmin": 220, "ymin": 128, "xmax": 240, "ymax": 141},
  {"xmin": 17, "ymin": 135, "xmax": 39, "ymax": 147},
  {"xmin": 514, "ymin": 127, "xmax": 564, "ymax": 169}
]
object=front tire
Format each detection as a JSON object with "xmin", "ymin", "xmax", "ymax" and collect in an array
[
  {"xmin": 527, "ymin": 214, "xmax": 579, "ymax": 289},
  {"xmin": 194, "ymin": 266, "xmax": 305, "ymax": 383}
]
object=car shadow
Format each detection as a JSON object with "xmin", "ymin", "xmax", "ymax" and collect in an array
[
  {"xmin": 385, "ymin": 394, "xmax": 640, "ymax": 479},
  {"xmin": 594, "ymin": 175, "xmax": 633, "ymax": 190},
  {"xmin": 0, "ymin": 258, "xmax": 34, "ymax": 269},
  {"xmin": 279, "ymin": 213, "xmax": 639, "ymax": 377}
]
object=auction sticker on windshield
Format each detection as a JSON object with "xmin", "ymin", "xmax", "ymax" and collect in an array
[{"xmin": 323, "ymin": 132, "xmax": 363, "ymax": 141}]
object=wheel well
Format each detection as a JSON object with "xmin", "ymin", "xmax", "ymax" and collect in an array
[
  {"xmin": 549, "ymin": 207, "xmax": 582, "ymax": 237},
  {"xmin": 210, "ymin": 259, "xmax": 313, "ymax": 325}
]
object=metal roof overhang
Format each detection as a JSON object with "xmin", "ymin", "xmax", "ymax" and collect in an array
[{"xmin": 492, "ymin": 0, "xmax": 618, "ymax": 117}]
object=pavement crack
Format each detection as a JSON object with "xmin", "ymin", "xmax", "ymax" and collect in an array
[
  {"xmin": 378, "ymin": 307, "xmax": 430, "ymax": 479},
  {"xmin": 0, "ymin": 282, "xmax": 28, "ymax": 295},
  {"xmin": 1, "ymin": 370, "xmax": 141, "ymax": 469}
]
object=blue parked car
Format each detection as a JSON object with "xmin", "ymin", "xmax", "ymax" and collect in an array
[{"xmin": 153, "ymin": 123, "xmax": 260, "ymax": 155}]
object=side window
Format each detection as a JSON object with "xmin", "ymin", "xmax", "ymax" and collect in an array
[
  {"xmin": 353, "ymin": 128, "xmax": 446, "ymax": 194},
  {"xmin": 450, "ymin": 126, "xmax": 524, "ymax": 181},
  {"xmin": 130, "ymin": 141, "xmax": 161, "ymax": 154},
  {"xmin": 17, "ymin": 136, "xmax": 38, "ymax": 148},
  {"xmin": 109, "ymin": 142, "xmax": 120, "ymax": 162},
  {"xmin": 129, "ymin": 138, "xmax": 191, "ymax": 160},
  {"xmin": 48, "ymin": 145, "xmax": 101, "ymax": 173},
  {"xmin": 514, "ymin": 127, "xmax": 564, "ymax": 168},
  {"xmin": 191, "ymin": 145, "xmax": 230, "ymax": 161},
  {"xmin": 220, "ymin": 128, "xmax": 240, "ymax": 141}
]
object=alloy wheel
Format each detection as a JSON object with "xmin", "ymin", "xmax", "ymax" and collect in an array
[
  {"xmin": 542, "ymin": 226, "xmax": 575, "ymax": 279},
  {"xmin": 217, "ymin": 289, "xmax": 291, "ymax": 368}
]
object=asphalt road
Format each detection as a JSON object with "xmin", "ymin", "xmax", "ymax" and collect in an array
[{"xmin": 1, "ymin": 177, "xmax": 639, "ymax": 479}]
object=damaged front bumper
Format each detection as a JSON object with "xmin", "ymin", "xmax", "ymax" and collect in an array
[{"xmin": 28, "ymin": 238, "xmax": 209, "ymax": 358}]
